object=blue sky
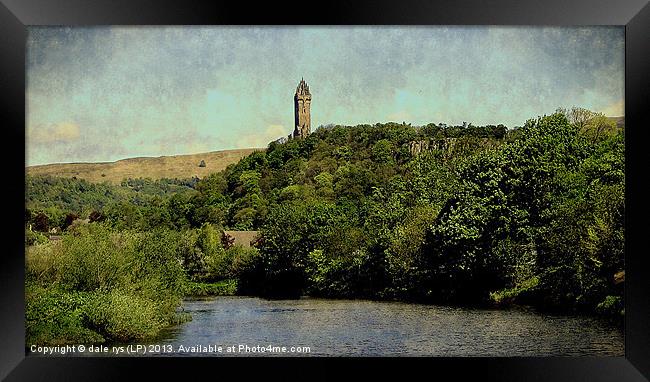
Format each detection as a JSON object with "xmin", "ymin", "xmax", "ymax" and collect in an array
[{"xmin": 26, "ymin": 26, "xmax": 624, "ymax": 166}]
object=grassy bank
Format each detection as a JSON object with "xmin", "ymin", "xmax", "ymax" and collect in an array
[{"xmin": 25, "ymin": 224, "xmax": 188, "ymax": 345}]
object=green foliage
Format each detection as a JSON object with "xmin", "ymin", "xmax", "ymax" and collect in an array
[
  {"xmin": 84, "ymin": 288, "xmax": 166, "ymax": 341},
  {"xmin": 227, "ymin": 115, "xmax": 622, "ymax": 313},
  {"xmin": 489, "ymin": 276, "xmax": 539, "ymax": 305},
  {"xmin": 184, "ymin": 280, "xmax": 238, "ymax": 296},
  {"xmin": 305, "ymin": 249, "xmax": 365, "ymax": 297},
  {"xmin": 314, "ymin": 171, "xmax": 333, "ymax": 188},
  {"xmin": 25, "ymin": 229, "xmax": 49, "ymax": 246},
  {"xmin": 26, "ymin": 176, "xmax": 124, "ymax": 216},
  {"xmin": 25, "ymin": 223, "xmax": 189, "ymax": 345},
  {"xmin": 25, "ymin": 285, "xmax": 104, "ymax": 345},
  {"xmin": 26, "ymin": 175, "xmax": 199, "ymax": 232},
  {"xmin": 176, "ymin": 224, "xmax": 261, "ymax": 283},
  {"xmin": 371, "ymin": 139, "xmax": 394, "ymax": 164},
  {"xmin": 120, "ymin": 177, "xmax": 198, "ymax": 196},
  {"xmin": 252, "ymin": 201, "xmax": 340, "ymax": 296},
  {"xmin": 333, "ymin": 164, "xmax": 377, "ymax": 200},
  {"xmin": 405, "ymin": 152, "xmax": 457, "ymax": 208},
  {"xmin": 385, "ymin": 204, "xmax": 439, "ymax": 297},
  {"xmin": 26, "ymin": 113, "xmax": 623, "ymax": 324},
  {"xmin": 596, "ymin": 295, "xmax": 624, "ymax": 317},
  {"xmin": 198, "ymin": 224, "xmax": 230, "ymax": 280},
  {"xmin": 279, "ymin": 185, "xmax": 305, "ymax": 201},
  {"xmin": 417, "ymin": 113, "xmax": 623, "ymax": 310},
  {"xmin": 238, "ymin": 170, "xmax": 262, "ymax": 195}
]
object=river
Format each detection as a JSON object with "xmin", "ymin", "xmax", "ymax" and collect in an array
[{"xmin": 118, "ymin": 296, "xmax": 623, "ymax": 357}]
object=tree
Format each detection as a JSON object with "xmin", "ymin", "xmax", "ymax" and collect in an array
[
  {"xmin": 167, "ymin": 193, "xmax": 194, "ymax": 229},
  {"xmin": 63, "ymin": 213, "xmax": 80, "ymax": 231},
  {"xmin": 33, "ymin": 212, "xmax": 49, "ymax": 232},
  {"xmin": 255, "ymin": 201, "xmax": 339, "ymax": 297},
  {"xmin": 584, "ymin": 114, "xmax": 617, "ymax": 143},
  {"xmin": 221, "ymin": 231, "xmax": 235, "ymax": 250},
  {"xmin": 557, "ymin": 106, "xmax": 597, "ymax": 130},
  {"xmin": 421, "ymin": 113, "xmax": 591, "ymax": 303},
  {"xmin": 196, "ymin": 173, "xmax": 227, "ymax": 195},
  {"xmin": 88, "ymin": 210, "xmax": 105, "ymax": 223},
  {"xmin": 333, "ymin": 164, "xmax": 376, "ymax": 200},
  {"xmin": 237, "ymin": 170, "xmax": 261, "ymax": 196},
  {"xmin": 371, "ymin": 139, "xmax": 394, "ymax": 164}
]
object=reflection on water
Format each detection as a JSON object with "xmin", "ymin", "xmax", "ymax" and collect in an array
[{"xmin": 119, "ymin": 296, "xmax": 623, "ymax": 357}]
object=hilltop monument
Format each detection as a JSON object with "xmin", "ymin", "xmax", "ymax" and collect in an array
[{"xmin": 293, "ymin": 78, "xmax": 311, "ymax": 139}]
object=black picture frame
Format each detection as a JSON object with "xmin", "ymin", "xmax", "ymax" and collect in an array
[{"xmin": 1, "ymin": 0, "xmax": 649, "ymax": 380}]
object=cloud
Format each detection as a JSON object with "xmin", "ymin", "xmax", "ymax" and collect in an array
[
  {"xmin": 149, "ymin": 129, "xmax": 219, "ymax": 156},
  {"xmin": 239, "ymin": 125, "xmax": 287, "ymax": 148},
  {"xmin": 26, "ymin": 27, "xmax": 624, "ymax": 165},
  {"xmin": 28, "ymin": 122, "xmax": 80, "ymax": 144}
]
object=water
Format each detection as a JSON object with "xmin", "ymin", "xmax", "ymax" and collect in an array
[{"xmin": 123, "ymin": 296, "xmax": 623, "ymax": 357}]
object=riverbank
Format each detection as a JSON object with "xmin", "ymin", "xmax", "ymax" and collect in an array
[
  {"xmin": 26, "ymin": 114, "xmax": 625, "ymax": 348},
  {"xmin": 184, "ymin": 280, "xmax": 238, "ymax": 296}
]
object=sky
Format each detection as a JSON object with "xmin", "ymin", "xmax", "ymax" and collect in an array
[{"xmin": 26, "ymin": 26, "xmax": 624, "ymax": 166}]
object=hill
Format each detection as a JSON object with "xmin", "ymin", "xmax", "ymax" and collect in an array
[
  {"xmin": 26, "ymin": 148, "xmax": 265, "ymax": 184},
  {"xmin": 607, "ymin": 116, "xmax": 625, "ymax": 128},
  {"xmin": 25, "ymin": 114, "xmax": 625, "ymax": 313}
]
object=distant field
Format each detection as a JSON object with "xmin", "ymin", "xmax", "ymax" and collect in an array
[
  {"xmin": 607, "ymin": 116, "xmax": 625, "ymax": 128},
  {"xmin": 26, "ymin": 148, "xmax": 264, "ymax": 184}
]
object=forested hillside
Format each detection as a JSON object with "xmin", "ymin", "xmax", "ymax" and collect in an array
[{"xmin": 25, "ymin": 108, "xmax": 624, "ymax": 345}]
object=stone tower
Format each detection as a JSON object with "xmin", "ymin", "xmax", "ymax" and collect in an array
[{"xmin": 293, "ymin": 78, "xmax": 311, "ymax": 138}]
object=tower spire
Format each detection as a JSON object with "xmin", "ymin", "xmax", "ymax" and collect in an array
[{"xmin": 293, "ymin": 78, "xmax": 312, "ymax": 139}]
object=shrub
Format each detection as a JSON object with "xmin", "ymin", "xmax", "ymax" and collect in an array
[
  {"xmin": 184, "ymin": 280, "xmax": 238, "ymax": 296},
  {"xmin": 25, "ymin": 229, "xmax": 49, "ymax": 246},
  {"xmin": 25, "ymin": 285, "xmax": 104, "ymax": 345},
  {"xmin": 489, "ymin": 276, "xmax": 539, "ymax": 305},
  {"xmin": 84, "ymin": 289, "xmax": 166, "ymax": 342},
  {"xmin": 57, "ymin": 224, "xmax": 137, "ymax": 291},
  {"xmin": 596, "ymin": 295, "xmax": 623, "ymax": 317},
  {"xmin": 26, "ymin": 223, "xmax": 189, "ymax": 345},
  {"xmin": 25, "ymin": 242, "xmax": 65, "ymax": 285},
  {"xmin": 228, "ymin": 245, "xmax": 261, "ymax": 278}
]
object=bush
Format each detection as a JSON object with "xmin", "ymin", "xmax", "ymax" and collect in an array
[
  {"xmin": 84, "ymin": 289, "xmax": 166, "ymax": 341},
  {"xmin": 228, "ymin": 246, "xmax": 261, "ymax": 278},
  {"xmin": 26, "ymin": 242, "xmax": 65, "ymax": 285},
  {"xmin": 596, "ymin": 295, "xmax": 623, "ymax": 317},
  {"xmin": 25, "ymin": 229, "xmax": 49, "ymax": 246},
  {"xmin": 184, "ymin": 280, "xmax": 238, "ymax": 296},
  {"xmin": 305, "ymin": 249, "xmax": 366, "ymax": 298},
  {"xmin": 489, "ymin": 276, "xmax": 539, "ymax": 305},
  {"xmin": 57, "ymin": 224, "xmax": 137, "ymax": 291},
  {"xmin": 25, "ymin": 285, "xmax": 104, "ymax": 345},
  {"xmin": 25, "ymin": 223, "xmax": 189, "ymax": 345}
]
